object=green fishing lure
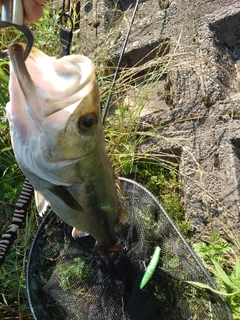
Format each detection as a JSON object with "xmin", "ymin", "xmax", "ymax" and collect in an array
[{"xmin": 140, "ymin": 246, "xmax": 161, "ymax": 289}]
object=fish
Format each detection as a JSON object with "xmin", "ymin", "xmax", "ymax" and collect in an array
[{"xmin": 6, "ymin": 42, "xmax": 126, "ymax": 255}]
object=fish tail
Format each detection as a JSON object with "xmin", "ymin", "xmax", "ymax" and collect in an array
[{"xmin": 92, "ymin": 241, "xmax": 120, "ymax": 257}]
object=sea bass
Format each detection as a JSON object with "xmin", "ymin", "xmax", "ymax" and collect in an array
[{"xmin": 6, "ymin": 43, "xmax": 125, "ymax": 254}]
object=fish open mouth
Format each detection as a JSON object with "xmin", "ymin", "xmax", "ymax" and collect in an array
[
  {"xmin": 8, "ymin": 43, "xmax": 97, "ymax": 119},
  {"xmin": 7, "ymin": 42, "xmax": 102, "ymax": 170}
]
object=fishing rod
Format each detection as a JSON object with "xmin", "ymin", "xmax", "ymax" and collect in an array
[{"xmin": 102, "ymin": 0, "xmax": 139, "ymax": 124}]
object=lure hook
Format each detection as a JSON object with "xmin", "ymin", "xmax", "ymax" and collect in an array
[{"xmin": 0, "ymin": 0, "xmax": 34, "ymax": 60}]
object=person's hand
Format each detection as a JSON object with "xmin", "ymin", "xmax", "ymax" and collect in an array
[
  {"xmin": 0, "ymin": 0, "xmax": 45, "ymax": 23},
  {"xmin": 22, "ymin": 0, "xmax": 46, "ymax": 23}
]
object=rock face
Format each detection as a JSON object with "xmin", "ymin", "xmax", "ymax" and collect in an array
[{"xmin": 68, "ymin": 0, "xmax": 240, "ymax": 242}]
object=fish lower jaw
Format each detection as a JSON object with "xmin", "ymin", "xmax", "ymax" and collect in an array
[{"xmin": 92, "ymin": 241, "xmax": 120, "ymax": 257}]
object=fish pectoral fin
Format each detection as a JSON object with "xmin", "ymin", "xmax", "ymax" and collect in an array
[
  {"xmin": 115, "ymin": 206, "xmax": 128, "ymax": 231},
  {"xmin": 72, "ymin": 227, "xmax": 89, "ymax": 238},
  {"xmin": 34, "ymin": 190, "xmax": 49, "ymax": 217}
]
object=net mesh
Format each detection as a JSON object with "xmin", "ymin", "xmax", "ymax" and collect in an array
[{"xmin": 26, "ymin": 178, "xmax": 232, "ymax": 320}]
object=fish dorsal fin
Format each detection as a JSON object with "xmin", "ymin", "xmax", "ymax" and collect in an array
[
  {"xmin": 34, "ymin": 190, "xmax": 49, "ymax": 217},
  {"xmin": 114, "ymin": 174, "xmax": 125, "ymax": 199}
]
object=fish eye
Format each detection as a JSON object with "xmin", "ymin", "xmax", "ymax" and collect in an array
[{"xmin": 78, "ymin": 113, "xmax": 98, "ymax": 132}]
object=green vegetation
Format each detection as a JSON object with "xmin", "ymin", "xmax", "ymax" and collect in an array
[
  {"xmin": 0, "ymin": 2, "xmax": 239, "ymax": 320},
  {"xmin": 188, "ymin": 256, "xmax": 240, "ymax": 319},
  {"xmin": 192, "ymin": 231, "xmax": 240, "ymax": 319},
  {"xmin": 57, "ymin": 257, "xmax": 90, "ymax": 292},
  {"xmin": 0, "ymin": 209, "xmax": 36, "ymax": 319},
  {"xmin": 193, "ymin": 229, "xmax": 232, "ymax": 266}
]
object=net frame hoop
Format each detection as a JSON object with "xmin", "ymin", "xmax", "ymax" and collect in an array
[{"xmin": 26, "ymin": 177, "xmax": 232, "ymax": 320}]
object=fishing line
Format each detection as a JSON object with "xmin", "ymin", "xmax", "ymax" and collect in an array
[
  {"xmin": 102, "ymin": 0, "xmax": 139, "ymax": 124},
  {"xmin": 0, "ymin": 0, "xmax": 137, "ymax": 266},
  {"xmin": 59, "ymin": 0, "xmax": 74, "ymax": 57}
]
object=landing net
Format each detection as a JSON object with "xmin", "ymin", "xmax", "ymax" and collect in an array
[{"xmin": 26, "ymin": 178, "xmax": 231, "ymax": 320}]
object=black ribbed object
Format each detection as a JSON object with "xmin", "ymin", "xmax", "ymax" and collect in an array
[{"xmin": 0, "ymin": 179, "xmax": 34, "ymax": 265}]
